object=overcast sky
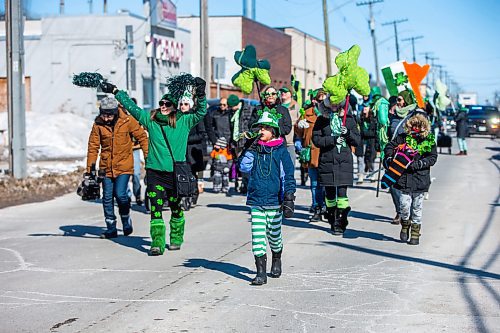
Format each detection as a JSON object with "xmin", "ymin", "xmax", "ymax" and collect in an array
[{"xmin": 30, "ymin": 0, "xmax": 500, "ymax": 104}]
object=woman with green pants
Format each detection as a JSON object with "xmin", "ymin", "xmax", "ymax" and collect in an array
[{"xmin": 101, "ymin": 75, "xmax": 207, "ymax": 255}]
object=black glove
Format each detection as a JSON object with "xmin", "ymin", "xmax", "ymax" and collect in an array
[
  {"xmin": 194, "ymin": 77, "xmax": 206, "ymax": 98},
  {"xmin": 100, "ymin": 81, "xmax": 117, "ymax": 94},
  {"xmin": 408, "ymin": 159, "xmax": 424, "ymax": 171},
  {"xmin": 340, "ymin": 125, "xmax": 350, "ymax": 136},
  {"xmin": 282, "ymin": 192, "xmax": 295, "ymax": 218}
]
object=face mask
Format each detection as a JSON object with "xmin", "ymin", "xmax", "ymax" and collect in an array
[{"xmin": 410, "ymin": 127, "xmax": 422, "ymax": 138}]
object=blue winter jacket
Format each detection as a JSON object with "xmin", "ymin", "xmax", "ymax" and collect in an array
[{"xmin": 239, "ymin": 139, "xmax": 296, "ymax": 206}]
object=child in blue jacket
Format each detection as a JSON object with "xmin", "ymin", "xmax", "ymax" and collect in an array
[{"xmin": 239, "ymin": 108, "xmax": 296, "ymax": 286}]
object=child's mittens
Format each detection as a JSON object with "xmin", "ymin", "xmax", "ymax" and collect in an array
[
  {"xmin": 282, "ymin": 192, "xmax": 295, "ymax": 218},
  {"xmin": 408, "ymin": 159, "xmax": 424, "ymax": 171},
  {"xmin": 336, "ymin": 136, "xmax": 345, "ymax": 145}
]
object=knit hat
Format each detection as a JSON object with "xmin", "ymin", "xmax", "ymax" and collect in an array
[
  {"xmin": 178, "ymin": 89, "xmax": 194, "ymax": 109},
  {"xmin": 215, "ymin": 137, "xmax": 228, "ymax": 149},
  {"xmin": 99, "ymin": 96, "xmax": 118, "ymax": 115},
  {"xmin": 227, "ymin": 94, "xmax": 240, "ymax": 107},
  {"xmin": 251, "ymin": 107, "xmax": 282, "ymax": 135},
  {"xmin": 398, "ymin": 90, "xmax": 415, "ymax": 106}
]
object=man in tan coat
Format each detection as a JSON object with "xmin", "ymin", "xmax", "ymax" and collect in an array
[{"xmin": 86, "ymin": 96, "xmax": 148, "ymax": 239}]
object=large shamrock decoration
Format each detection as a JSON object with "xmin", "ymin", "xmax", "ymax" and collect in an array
[
  {"xmin": 231, "ymin": 45, "xmax": 271, "ymax": 94},
  {"xmin": 394, "ymin": 72, "xmax": 409, "ymax": 86},
  {"xmin": 323, "ymin": 44, "xmax": 370, "ymax": 105}
]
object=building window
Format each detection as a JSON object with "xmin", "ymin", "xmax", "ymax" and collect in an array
[{"xmin": 143, "ymin": 77, "xmax": 153, "ymax": 109}]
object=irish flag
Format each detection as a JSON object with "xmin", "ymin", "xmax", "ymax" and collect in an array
[{"xmin": 381, "ymin": 61, "xmax": 430, "ymax": 108}]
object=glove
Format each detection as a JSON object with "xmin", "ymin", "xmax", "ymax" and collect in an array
[
  {"xmin": 194, "ymin": 77, "xmax": 206, "ymax": 98},
  {"xmin": 100, "ymin": 81, "xmax": 117, "ymax": 94},
  {"xmin": 336, "ymin": 136, "xmax": 345, "ymax": 145},
  {"xmin": 340, "ymin": 126, "xmax": 349, "ymax": 136},
  {"xmin": 408, "ymin": 159, "xmax": 424, "ymax": 171},
  {"xmin": 294, "ymin": 140, "xmax": 303, "ymax": 153},
  {"xmin": 282, "ymin": 192, "xmax": 295, "ymax": 218},
  {"xmin": 297, "ymin": 119, "xmax": 309, "ymax": 129}
]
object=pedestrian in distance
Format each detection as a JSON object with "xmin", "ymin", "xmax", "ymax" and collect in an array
[
  {"xmin": 383, "ymin": 113, "xmax": 438, "ymax": 245},
  {"xmin": 454, "ymin": 106, "xmax": 469, "ymax": 156},
  {"xmin": 239, "ymin": 108, "xmax": 296, "ymax": 286},
  {"xmin": 279, "ymin": 86, "xmax": 301, "ymax": 163},
  {"xmin": 312, "ymin": 95, "xmax": 361, "ymax": 235},
  {"xmin": 100, "ymin": 74, "xmax": 207, "ymax": 256},
  {"xmin": 86, "ymin": 96, "xmax": 148, "ymax": 239},
  {"xmin": 210, "ymin": 137, "xmax": 232, "ymax": 193}
]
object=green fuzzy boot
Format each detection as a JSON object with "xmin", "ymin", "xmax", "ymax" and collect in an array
[
  {"xmin": 169, "ymin": 214, "xmax": 185, "ymax": 250},
  {"xmin": 150, "ymin": 219, "xmax": 166, "ymax": 256}
]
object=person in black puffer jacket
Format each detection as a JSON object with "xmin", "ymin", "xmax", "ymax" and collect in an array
[
  {"xmin": 186, "ymin": 114, "xmax": 208, "ymax": 206},
  {"xmin": 312, "ymin": 96, "xmax": 361, "ymax": 235},
  {"xmin": 384, "ymin": 113, "xmax": 438, "ymax": 246},
  {"xmin": 360, "ymin": 104, "xmax": 378, "ymax": 175}
]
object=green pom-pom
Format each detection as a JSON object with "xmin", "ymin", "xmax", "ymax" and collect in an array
[
  {"xmin": 72, "ymin": 72, "xmax": 104, "ymax": 88},
  {"xmin": 164, "ymin": 73, "xmax": 196, "ymax": 104}
]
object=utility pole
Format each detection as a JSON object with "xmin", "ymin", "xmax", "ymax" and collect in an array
[
  {"xmin": 402, "ymin": 35, "xmax": 423, "ymax": 62},
  {"xmin": 60, "ymin": 0, "xmax": 65, "ymax": 14},
  {"xmin": 357, "ymin": 0, "xmax": 383, "ymax": 87},
  {"xmin": 103, "ymin": 0, "xmax": 107, "ymax": 14},
  {"xmin": 5, "ymin": 0, "xmax": 27, "ymax": 179},
  {"xmin": 382, "ymin": 18, "xmax": 407, "ymax": 61},
  {"xmin": 322, "ymin": 0, "xmax": 332, "ymax": 76},
  {"xmin": 428, "ymin": 56, "xmax": 439, "ymax": 85},
  {"xmin": 420, "ymin": 51, "xmax": 433, "ymax": 86},
  {"xmin": 200, "ymin": 0, "xmax": 210, "ymax": 97}
]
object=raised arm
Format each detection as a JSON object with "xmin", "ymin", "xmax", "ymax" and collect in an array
[{"xmin": 115, "ymin": 90, "xmax": 151, "ymax": 127}]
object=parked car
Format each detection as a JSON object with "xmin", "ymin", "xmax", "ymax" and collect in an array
[
  {"xmin": 466, "ymin": 105, "xmax": 500, "ymax": 138},
  {"xmin": 443, "ymin": 108, "xmax": 456, "ymax": 131}
]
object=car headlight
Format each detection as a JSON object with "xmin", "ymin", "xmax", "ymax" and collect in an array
[{"xmin": 491, "ymin": 117, "xmax": 499, "ymax": 125}]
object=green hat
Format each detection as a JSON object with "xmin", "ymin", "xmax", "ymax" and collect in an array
[
  {"xmin": 251, "ymin": 107, "xmax": 282, "ymax": 135},
  {"xmin": 398, "ymin": 90, "xmax": 415, "ymax": 105},
  {"xmin": 227, "ymin": 94, "xmax": 240, "ymax": 107},
  {"xmin": 279, "ymin": 87, "xmax": 290, "ymax": 93},
  {"xmin": 371, "ymin": 86, "xmax": 382, "ymax": 98}
]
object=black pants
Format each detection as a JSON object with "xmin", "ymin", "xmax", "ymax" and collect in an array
[{"xmin": 145, "ymin": 169, "xmax": 182, "ymax": 220}]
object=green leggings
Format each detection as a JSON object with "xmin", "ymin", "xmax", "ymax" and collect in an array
[
  {"xmin": 147, "ymin": 183, "xmax": 185, "ymax": 252},
  {"xmin": 251, "ymin": 207, "xmax": 283, "ymax": 257}
]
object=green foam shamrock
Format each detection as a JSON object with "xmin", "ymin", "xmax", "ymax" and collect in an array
[
  {"xmin": 322, "ymin": 45, "xmax": 370, "ymax": 105},
  {"xmin": 394, "ymin": 72, "xmax": 409, "ymax": 86},
  {"xmin": 232, "ymin": 45, "xmax": 271, "ymax": 94}
]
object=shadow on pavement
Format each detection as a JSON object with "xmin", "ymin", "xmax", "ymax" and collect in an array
[
  {"xmin": 342, "ymin": 228, "xmax": 400, "ymax": 242},
  {"xmin": 29, "ymin": 224, "xmax": 150, "ymax": 254},
  {"xmin": 182, "ymin": 258, "xmax": 253, "ymax": 282},
  {"xmin": 206, "ymin": 203, "xmax": 249, "ymax": 212},
  {"xmin": 350, "ymin": 210, "xmax": 392, "ymax": 223}
]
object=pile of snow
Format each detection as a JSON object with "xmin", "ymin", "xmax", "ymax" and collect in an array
[{"xmin": 0, "ymin": 111, "xmax": 94, "ymax": 161}]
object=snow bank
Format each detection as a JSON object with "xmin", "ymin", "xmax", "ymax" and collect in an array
[{"xmin": 0, "ymin": 111, "xmax": 94, "ymax": 161}]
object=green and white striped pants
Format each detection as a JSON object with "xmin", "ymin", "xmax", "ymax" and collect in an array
[{"xmin": 251, "ymin": 206, "xmax": 283, "ymax": 257}]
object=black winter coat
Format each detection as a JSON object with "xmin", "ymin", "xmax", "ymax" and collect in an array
[
  {"xmin": 384, "ymin": 133, "xmax": 438, "ymax": 193},
  {"xmin": 250, "ymin": 104, "xmax": 292, "ymax": 144},
  {"xmin": 454, "ymin": 110, "xmax": 468, "ymax": 138},
  {"xmin": 312, "ymin": 110, "xmax": 361, "ymax": 187},
  {"xmin": 232, "ymin": 103, "xmax": 255, "ymax": 150},
  {"xmin": 206, "ymin": 108, "xmax": 232, "ymax": 145},
  {"xmin": 187, "ymin": 119, "xmax": 208, "ymax": 173}
]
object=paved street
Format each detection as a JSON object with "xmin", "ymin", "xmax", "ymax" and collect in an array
[{"xmin": 0, "ymin": 136, "xmax": 499, "ymax": 333}]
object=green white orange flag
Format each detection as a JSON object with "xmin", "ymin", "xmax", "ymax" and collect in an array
[{"xmin": 381, "ymin": 61, "xmax": 430, "ymax": 108}]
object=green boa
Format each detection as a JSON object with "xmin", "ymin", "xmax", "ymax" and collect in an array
[{"xmin": 406, "ymin": 133, "xmax": 436, "ymax": 154}]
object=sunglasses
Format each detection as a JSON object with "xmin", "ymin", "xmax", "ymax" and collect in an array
[
  {"xmin": 397, "ymin": 97, "xmax": 404, "ymax": 102},
  {"xmin": 159, "ymin": 100, "xmax": 173, "ymax": 107},
  {"xmin": 264, "ymin": 92, "xmax": 278, "ymax": 97},
  {"xmin": 180, "ymin": 102, "xmax": 191, "ymax": 107},
  {"xmin": 220, "ymin": 104, "xmax": 227, "ymax": 107}
]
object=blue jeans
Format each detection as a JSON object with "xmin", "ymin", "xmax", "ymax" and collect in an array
[
  {"xmin": 308, "ymin": 167, "xmax": 325, "ymax": 208},
  {"xmin": 132, "ymin": 149, "xmax": 142, "ymax": 200},
  {"xmin": 102, "ymin": 174, "xmax": 131, "ymax": 231}
]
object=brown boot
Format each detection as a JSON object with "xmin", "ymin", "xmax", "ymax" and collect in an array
[
  {"xmin": 400, "ymin": 219, "xmax": 411, "ymax": 242},
  {"xmin": 408, "ymin": 223, "xmax": 421, "ymax": 245},
  {"xmin": 391, "ymin": 213, "xmax": 401, "ymax": 225}
]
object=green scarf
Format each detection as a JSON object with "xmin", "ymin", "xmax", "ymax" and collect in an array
[
  {"xmin": 154, "ymin": 112, "xmax": 173, "ymax": 126},
  {"xmin": 406, "ymin": 133, "xmax": 436, "ymax": 154},
  {"xmin": 330, "ymin": 113, "xmax": 346, "ymax": 153},
  {"xmin": 395, "ymin": 103, "xmax": 417, "ymax": 118},
  {"xmin": 231, "ymin": 106, "xmax": 242, "ymax": 142}
]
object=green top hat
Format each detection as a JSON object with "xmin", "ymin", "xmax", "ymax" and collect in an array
[{"xmin": 251, "ymin": 107, "xmax": 282, "ymax": 136}]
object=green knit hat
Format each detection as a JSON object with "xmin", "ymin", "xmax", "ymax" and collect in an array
[
  {"xmin": 227, "ymin": 94, "xmax": 240, "ymax": 107},
  {"xmin": 251, "ymin": 107, "xmax": 282, "ymax": 135},
  {"xmin": 398, "ymin": 89, "xmax": 415, "ymax": 105}
]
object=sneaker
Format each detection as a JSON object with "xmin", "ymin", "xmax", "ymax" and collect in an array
[
  {"xmin": 100, "ymin": 230, "xmax": 118, "ymax": 239},
  {"xmin": 149, "ymin": 247, "xmax": 162, "ymax": 256},
  {"xmin": 123, "ymin": 226, "xmax": 133, "ymax": 236},
  {"xmin": 168, "ymin": 244, "xmax": 181, "ymax": 251},
  {"xmin": 136, "ymin": 199, "xmax": 143, "ymax": 206},
  {"xmin": 391, "ymin": 214, "xmax": 401, "ymax": 225}
]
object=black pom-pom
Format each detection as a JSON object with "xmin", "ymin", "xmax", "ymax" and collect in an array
[
  {"xmin": 164, "ymin": 73, "xmax": 196, "ymax": 103},
  {"xmin": 72, "ymin": 72, "xmax": 104, "ymax": 88}
]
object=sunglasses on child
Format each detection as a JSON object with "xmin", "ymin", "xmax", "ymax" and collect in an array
[{"xmin": 159, "ymin": 100, "xmax": 173, "ymax": 107}]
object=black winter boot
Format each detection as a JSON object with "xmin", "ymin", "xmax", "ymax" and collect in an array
[
  {"xmin": 310, "ymin": 206, "xmax": 322, "ymax": 222},
  {"xmin": 338, "ymin": 207, "xmax": 351, "ymax": 232},
  {"xmin": 408, "ymin": 223, "xmax": 421, "ymax": 245},
  {"xmin": 326, "ymin": 207, "xmax": 339, "ymax": 234},
  {"xmin": 332, "ymin": 208, "xmax": 344, "ymax": 236},
  {"xmin": 400, "ymin": 219, "xmax": 411, "ymax": 242},
  {"xmin": 251, "ymin": 254, "xmax": 267, "ymax": 285},
  {"xmin": 270, "ymin": 250, "xmax": 282, "ymax": 278}
]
